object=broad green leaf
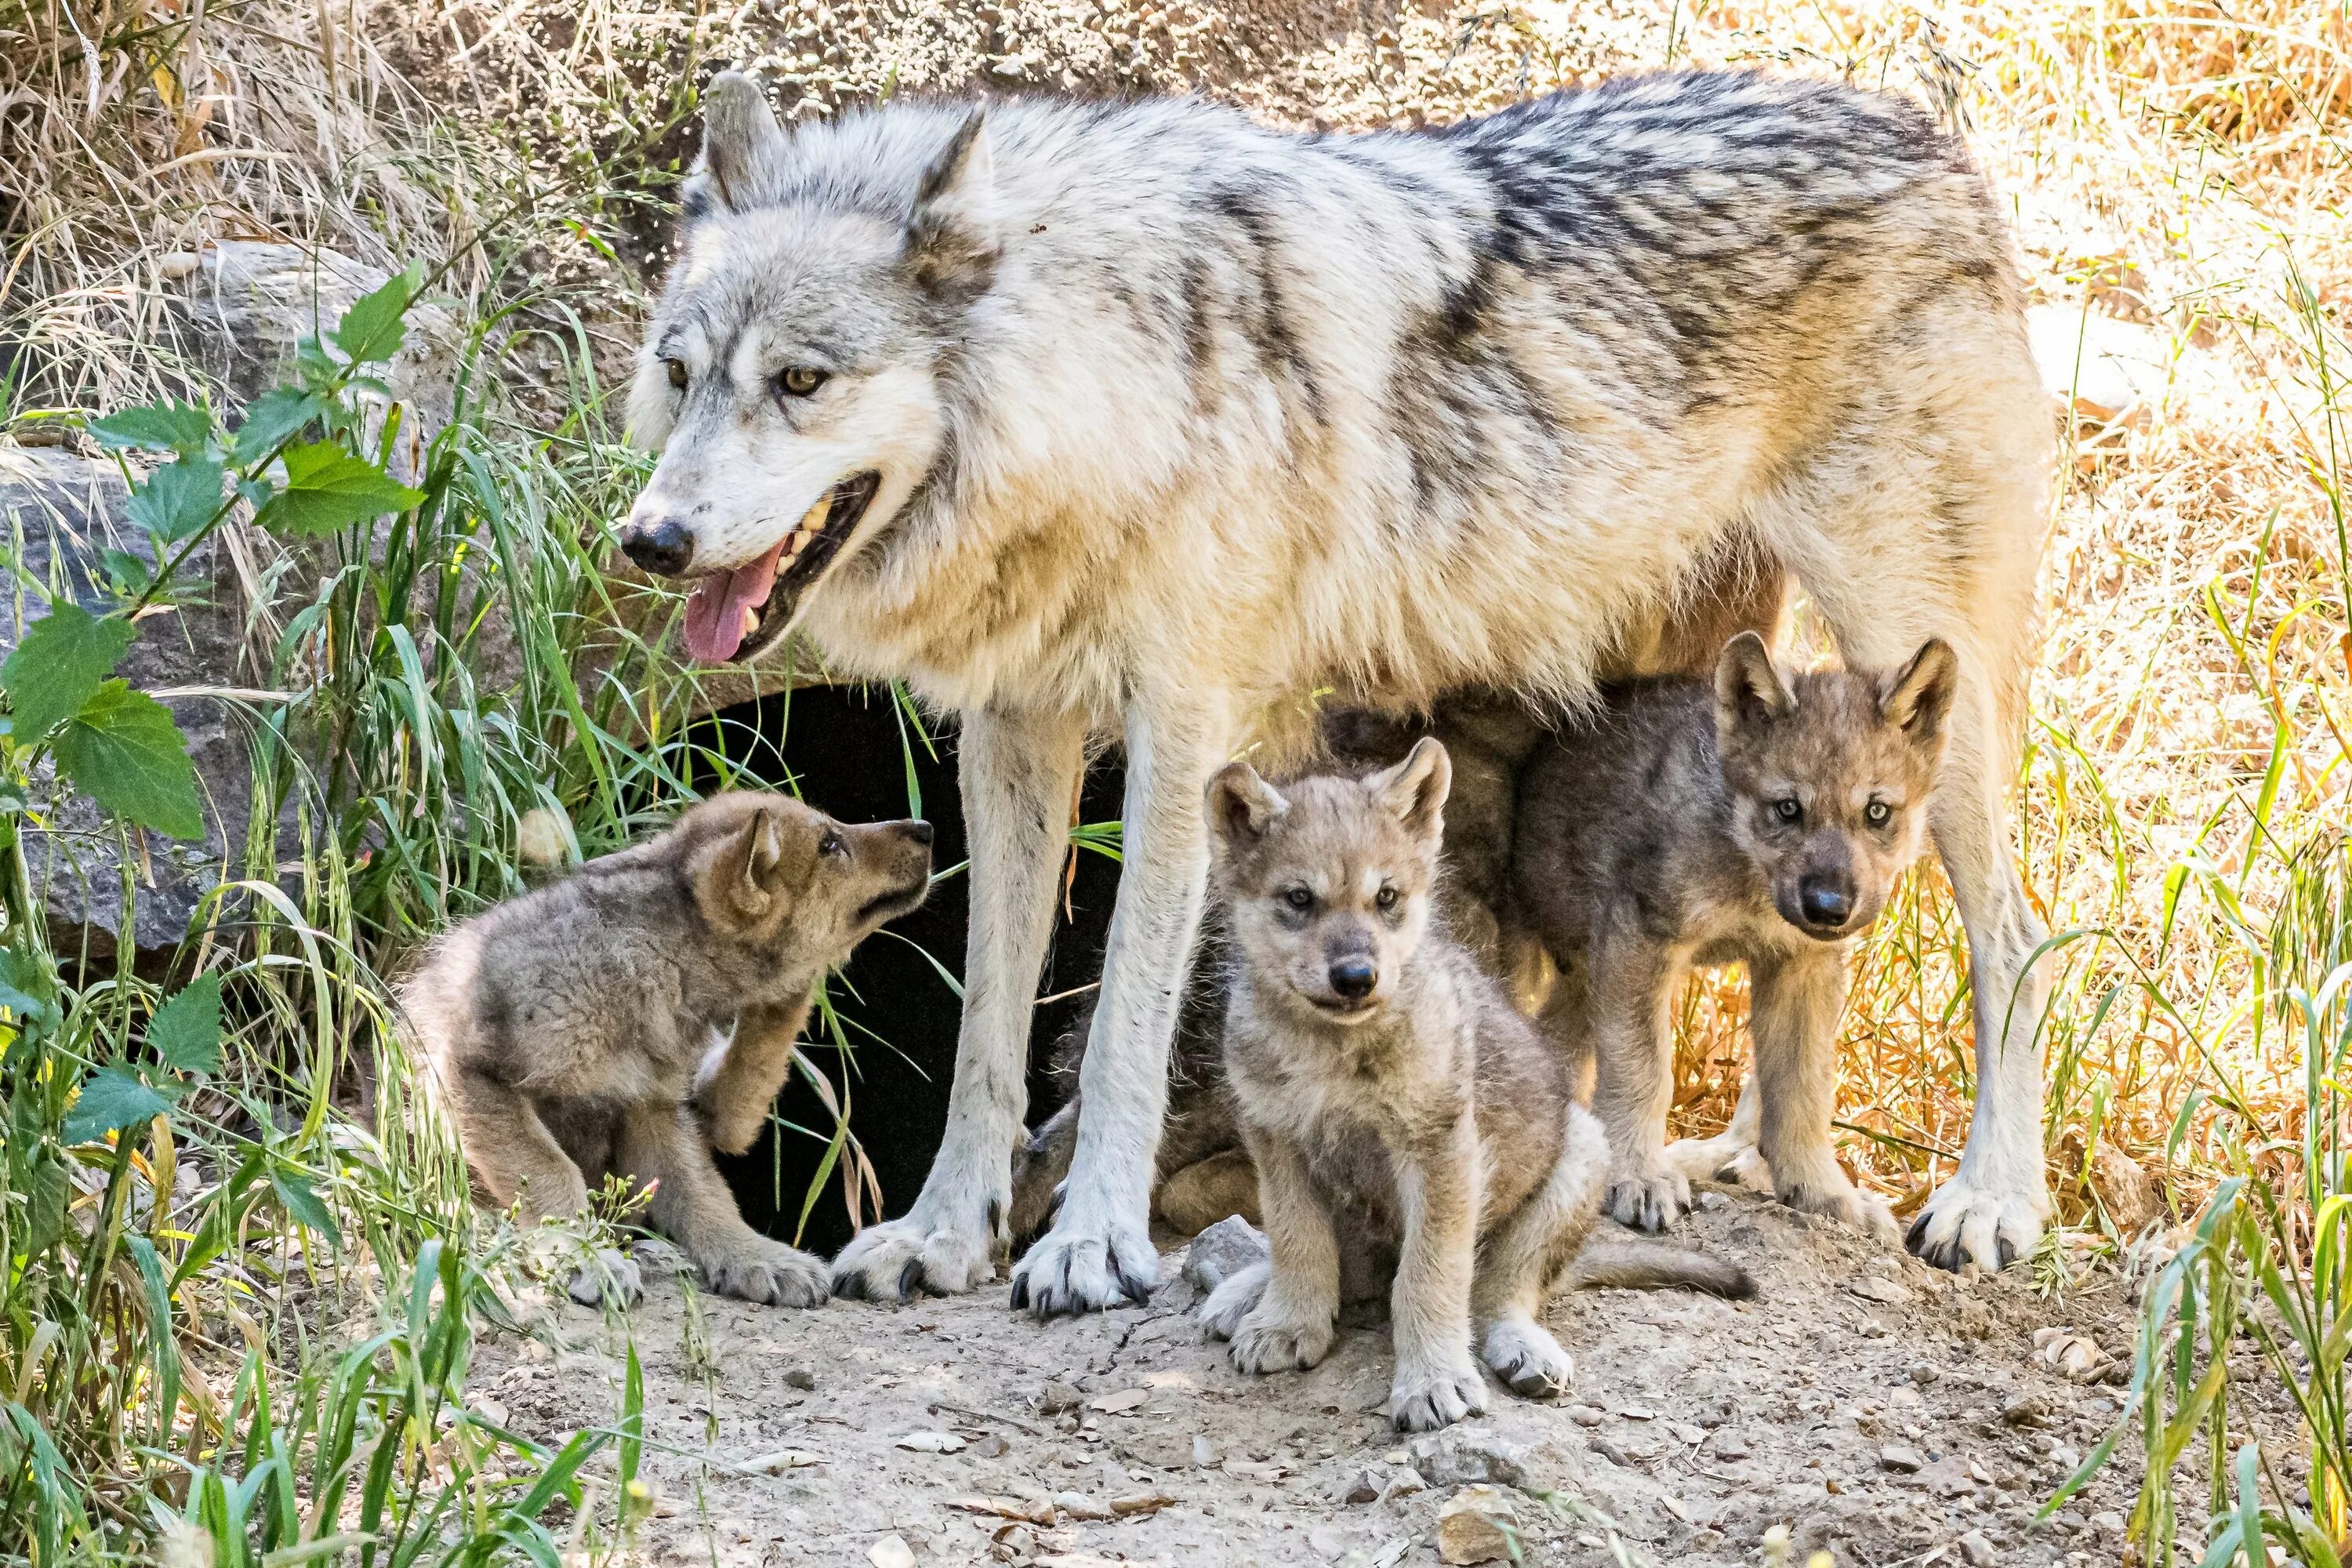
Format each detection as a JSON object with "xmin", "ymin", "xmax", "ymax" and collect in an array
[
  {"xmin": 226, "ymin": 387, "xmax": 325, "ymax": 465},
  {"xmin": 2, "ymin": 604, "xmax": 132, "ymax": 740},
  {"xmin": 270, "ymin": 1165, "xmax": 341, "ymax": 1246},
  {"xmin": 151, "ymin": 973, "xmax": 223, "ymax": 1076},
  {"xmin": 0, "ymin": 946, "xmax": 60, "ymax": 1033},
  {"xmin": 253, "ymin": 442, "xmax": 423, "ymax": 538},
  {"xmin": 52, "ymin": 681, "xmax": 204, "ymax": 840},
  {"xmin": 126, "ymin": 453, "xmax": 225, "ymax": 543},
  {"xmin": 88, "ymin": 399, "xmax": 211, "ymax": 455},
  {"xmin": 98, "ymin": 549, "xmax": 153, "ymax": 597},
  {"xmin": 63, "ymin": 1064, "xmax": 176, "ymax": 1143},
  {"xmin": 332, "ymin": 264, "xmax": 420, "ymax": 366}
]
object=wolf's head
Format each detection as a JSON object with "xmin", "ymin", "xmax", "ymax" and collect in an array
[
  {"xmin": 1711, "ymin": 633, "xmax": 1957, "ymax": 942},
  {"xmin": 674, "ymin": 790, "xmax": 934, "ymax": 964},
  {"xmin": 1206, "ymin": 738, "xmax": 1452, "ymax": 1028},
  {"xmin": 620, "ymin": 74, "xmax": 999, "ymax": 662}
]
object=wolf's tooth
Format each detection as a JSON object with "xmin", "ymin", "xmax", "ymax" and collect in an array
[
  {"xmin": 739, "ymin": 604, "xmax": 760, "ymax": 637},
  {"xmin": 798, "ymin": 494, "xmax": 833, "ymax": 532}
]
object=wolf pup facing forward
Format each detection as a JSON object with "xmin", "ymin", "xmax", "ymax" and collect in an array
[
  {"xmin": 1200, "ymin": 740, "xmax": 1750, "ymax": 1431},
  {"xmin": 405, "ymin": 792, "xmax": 932, "ymax": 1306},
  {"xmin": 1514, "ymin": 634, "xmax": 1957, "ymax": 1247},
  {"xmin": 619, "ymin": 68, "xmax": 2053, "ymax": 1306}
]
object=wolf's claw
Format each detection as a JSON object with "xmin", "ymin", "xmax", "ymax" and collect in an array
[{"xmin": 1010, "ymin": 1214, "xmax": 1158, "ymax": 1317}]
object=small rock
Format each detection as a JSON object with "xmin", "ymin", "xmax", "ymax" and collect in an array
[
  {"xmin": 1407, "ymin": 1428, "xmax": 1532, "ymax": 1489},
  {"xmin": 1698, "ymin": 1189, "xmax": 1728, "ymax": 1210},
  {"xmin": 2033, "ymin": 1327, "xmax": 2117, "ymax": 1384},
  {"xmin": 895, "ymin": 1431, "xmax": 966, "ymax": 1454},
  {"xmin": 868, "ymin": 1537, "xmax": 916, "ymax": 1568},
  {"xmin": 2000, "ymin": 1393, "xmax": 2051, "ymax": 1427},
  {"xmin": 1088, "ymin": 1388, "xmax": 1149, "ymax": 1414},
  {"xmin": 1437, "ymin": 1486, "xmax": 1520, "ymax": 1566},
  {"xmin": 1595, "ymin": 1435, "xmax": 1659, "ymax": 1467},
  {"xmin": 1709, "ymin": 1430, "xmax": 1751, "ymax": 1461},
  {"xmin": 1054, "ymin": 1491, "xmax": 1112, "ymax": 1521},
  {"xmin": 1336, "ymin": 1468, "xmax": 1383, "ymax": 1505},
  {"xmin": 1850, "ymin": 1276, "xmax": 1913, "ymax": 1305},
  {"xmin": 1110, "ymin": 1491, "xmax": 1177, "ymax": 1516},
  {"xmin": 2089, "ymin": 1510, "xmax": 2125, "ymax": 1533},
  {"xmin": 1878, "ymin": 1443, "xmax": 1926, "ymax": 1473},
  {"xmin": 737, "ymin": 1449, "xmax": 822, "ymax": 1475},
  {"xmin": 1036, "ymin": 1380, "xmax": 1084, "ymax": 1414},
  {"xmin": 1665, "ymin": 1421, "xmax": 1705, "ymax": 1446},
  {"xmin": 1307, "ymin": 1526, "xmax": 1348, "ymax": 1561},
  {"xmin": 1567, "ymin": 1404, "xmax": 1606, "ymax": 1427},
  {"xmin": 1181, "ymin": 1215, "xmax": 1272, "ymax": 1291},
  {"xmin": 1907, "ymin": 1361, "xmax": 1940, "ymax": 1385},
  {"xmin": 1617, "ymin": 1405, "xmax": 1657, "ymax": 1421},
  {"xmin": 973, "ymin": 1433, "xmax": 1010, "ymax": 1458},
  {"xmin": 1957, "ymin": 1530, "xmax": 1998, "ymax": 1567},
  {"xmin": 1917, "ymin": 1456, "xmax": 1977, "ymax": 1497},
  {"xmin": 1192, "ymin": 1434, "xmax": 1219, "ymax": 1468},
  {"xmin": 781, "ymin": 1364, "xmax": 817, "ymax": 1391},
  {"xmin": 1381, "ymin": 1469, "xmax": 1427, "ymax": 1502}
]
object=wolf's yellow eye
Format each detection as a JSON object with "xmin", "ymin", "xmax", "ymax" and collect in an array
[
  {"xmin": 1865, "ymin": 800, "xmax": 1892, "ymax": 827},
  {"xmin": 666, "ymin": 358, "xmax": 688, "ymax": 390},
  {"xmin": 776, "ymin": 366, "xmax": 829, "ymax": 397}
]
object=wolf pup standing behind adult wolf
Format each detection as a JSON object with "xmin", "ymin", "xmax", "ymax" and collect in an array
[
  {"xmin": 1513, "ymin": 633, "xmax": 1958, "ymax": 1247},
  {"xmin": 403, "ymin": 792, "xmax": 933, "ymax": 1306},
  {"xmin": 1198, "ymin": 740, "xmax": 1751, "ymax": 1432}
]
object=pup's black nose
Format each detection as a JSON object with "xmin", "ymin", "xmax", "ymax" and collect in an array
[
  {"xmin": 619, "ymin": 516, "xmax": 695, "ymax": 577},
  {"xmin": 904, "ymin": 821, "xmax": 935, "ymax": 845},
  {"xmin": 1798, "ymin": 877, "xmax": 1853, "ymax": 929},
  {"xmin": 1328, "ymin": 956, "xmax": 1377, "ymax": 1000}
]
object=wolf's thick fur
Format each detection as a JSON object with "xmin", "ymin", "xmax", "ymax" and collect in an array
[
  {"xmin": 622, "ymin": 71, "xmax": 2054, "ymax": 1307},
  {"xmin": 1197, "ymin": 740, "xmax": 1751, "ymax": 1431},
  {"xmin": 1515, "ymin": 636, "xmax": 1957, "ymax": 1246},
  {"xmin": 404, "ymin": 792, "xmax": 931, "ymax": 1305}
]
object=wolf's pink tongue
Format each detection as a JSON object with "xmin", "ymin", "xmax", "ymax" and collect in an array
[{"xmin": 681, "ymin": 539, "xmax": 788, "ymax": 663}]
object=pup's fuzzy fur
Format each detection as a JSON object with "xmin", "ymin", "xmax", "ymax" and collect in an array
[
  {"xmin": 1198, "ymin": 741, "xmax": 1751, "ymax": 1432},
  {"xmin": 622, "ymin": 71, "xmax": 2054, "ymax": 1307},
  {"xmin": 1514, "ymin": 635, "xmax": 1957, "ymax": 1245},
  {"xmin": 403, "ymin": 792, "xmax": 931, "ymax": 1305}
]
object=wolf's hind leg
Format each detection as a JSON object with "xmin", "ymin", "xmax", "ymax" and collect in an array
[
  {"xmin": 1665, "ymin": 1073, "xmax": 1766, "ymax": 1189},
  {"xmin": 620, "ymin": 1102, "xmax": 828, "ymax": 1308},
  {"xmin": 1475, "ymin": 1105, "xmax": 1606, "ymax": 1400}
]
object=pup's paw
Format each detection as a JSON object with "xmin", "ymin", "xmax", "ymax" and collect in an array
[
  {"xmin": 704, "ymin": 1240, "xmax": 829, "ymax": 1308},
  {"xmin": 831, "ymin": 1208, "xmax": 1001, "ymax": 1302},
  {"xmin": 1906, "ymin": 1172, "xmax": 2049, "ymax": 1273},
  {"xmin": 1389, "ymin": 1357, "xmax": 1487, "ymax": 1432},
  {"xmin": 1481, "ymin": 1316, "xmax": 1573, "ymax": 1399},
  {"xmin": 1197, "ymin": 1261, "xmax": 1270, "ymax": 1341},
  {"xmin": 1227, "ymin": 1303, "xmax": 1335, "ymax": 1375},
  {"xmin": 1665, "ymin": 1133, "xmax": 1769, "ymax": 1189},
  {"xmin": 1779, "ymin": 1175, "xmax": 1902, "ymax": 1247},
  {"xmin": 1604, "ymin": 1163, "xmax": 1691, "ymax": 1233},
  {"xmin": 567, "ymin": 1247, "xmax": 643, "ymax": 1309},
  {"xmin": 1009, "ymin": 1212, "xmax": 1158, "ymax": 1318}
]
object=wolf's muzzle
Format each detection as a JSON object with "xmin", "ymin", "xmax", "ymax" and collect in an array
[{"xmin": 619, "ymin": 516, "xmax": 695, "ymax": 577}]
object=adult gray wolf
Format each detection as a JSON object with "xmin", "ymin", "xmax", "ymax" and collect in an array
[
  {"xmin": 403, "ymin": 791, "xmax": 933, "ymax": 1305},
  {"xmin": 1197, "ymin": 739, "xmax": 1751, "ymax": 1431},
  {"xmin": 1514, "ymin": 633, "xmax": 1958, "ymax": 1244},
  {"xmin": 616, "ymin": 67, "xmax": 2054, "ymax": 1309}
]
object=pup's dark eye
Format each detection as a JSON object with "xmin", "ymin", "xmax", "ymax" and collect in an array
[
  {"xmin": 666, "ymin": 358, "xmax": 688, "ymax": 390},
  {"xmin": 1865, "ymin": 801, "xmax": 1892, "ymax": 828},
  {"xmin": 1375, "ymin": 885, "xmax": 1399, "ymax": 911},
  {"xmin": 775, "ymin": 366, "xmax": 829, "ymax": 398},
  {"xmin": 819, "ymin": 833, "xmax": 845, "ymax": 858},
  {"xmin": 1773, "ymin": 797, "xmax": 1802, "ymax": 824},
  {"xmin": 1282, "ymin": 886, "xmax": 1314, "ymax": 911}
]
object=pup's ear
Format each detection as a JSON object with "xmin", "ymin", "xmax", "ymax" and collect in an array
[
  {"xmin": 1880, "ymin": 637, "xmax": 1959, "ymax": 747},
  {"xmin": 1374, "ymin": 736, "xmax": 1451, "ymax": 840},
  {"xmin": 714, "ymin": 807, "xmax": 789, "ymax": 920},
  {"xmin": 1714, "ymin": 631, "xmax": 1793, "ymax": 735},
  {"xmin": 1205, "ymin": 762, "xmax": 1289, "ymax": 846},
  {"xmin": 903, "ymin": 109, "xmax": 998, "ymax": 304},
  {"xmin": 693, "ymin": 71, "xmax": 788, "ymax": 216}
]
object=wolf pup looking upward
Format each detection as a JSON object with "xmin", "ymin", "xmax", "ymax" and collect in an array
[
  {"xmin": 1199, "ymin": 739, "xmax": 1749, "ymax": 1432},
  {"xmin": 619, "ymin": 70, "xmax": 2053, "ymax": 1308},
  {"xmin": 1514, "ymin": 634, "xmax": 1958, "ymax": 1246},
  {"xmin": 404, "ymin": 792, "xmax": 932, "ymax": 1306}
]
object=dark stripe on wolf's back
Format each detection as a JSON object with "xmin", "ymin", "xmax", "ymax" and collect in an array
[{"xmin": 1197, "ymin": 182, "xmax": 1326, "ymax": 434}]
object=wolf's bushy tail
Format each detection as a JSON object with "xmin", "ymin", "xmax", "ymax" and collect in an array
[{"xmin": 1565, "ymin": 1238, "xmax": 1756, "ymax": 1300}]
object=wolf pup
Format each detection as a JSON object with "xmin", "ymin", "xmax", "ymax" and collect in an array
[
  {"xmin": 404, "ymin": 791, "xmax": 932, "ymax": 1306},
  {"xmin": 1513, "ymin": 633, "xmax": 1957, "ymax": 1245},
  {"xmin": 1198, "ymin": 739, "xmax": 1749, "ymax": 1432}
]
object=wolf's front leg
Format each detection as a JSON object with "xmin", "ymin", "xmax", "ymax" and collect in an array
[
  {"xmin": 1588, "ymin": 939, "xmax": 1689, "ymax": 1232},
  {"xmin": 1388, "ymin": 1114, "xmax": 1486, "ymax": 1432},
  {"xmin": 1208, "ymin": 1130, "xmax": 1338, "ymax": 1372},
  {"xmin": 620, "ymin": 1102, "xmax": 829, "ymax": 1307},
  {"xmin": 1012, "ymin": 691, "xmax": 1231, "ymax": 1316},
  {"xmin": 1751, "ymin": 949, "xmax": 1898, "ymax": 1245},
  {"xmin": 830, "ymin": 703, "xmax": 1089, "ymax": 1303}
]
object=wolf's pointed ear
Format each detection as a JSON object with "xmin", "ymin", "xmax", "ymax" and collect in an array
[
  {"xmin": 711, "ymin": 806, "xmax": 789, "ymax": 920},
  {"xmin": 1881, "ymin": 637, "xmax": 1959, "ymax": 747},
  {"xmin": 1374, "ymin": 736, "xmax": 1451, "ymax": 840},
  {"xmin": 1206, "ymin": 762, "xmax": 1288, "ymax": 846},
  {"xmin": 1714, "ymin": 632, "xmax": 1793, "ymax": 735},
  {"xmin": 695, "ymin": 72, "xmax": 788, "ymax": 216},
  {"xmin": 904, "ymin": 109, "xmax": 998, "ymax": 305}
]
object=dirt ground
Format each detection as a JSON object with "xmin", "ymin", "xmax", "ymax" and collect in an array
[{"xmin": 476, "ymin": 1189, "xmax": 2154, "ymax": 1566}]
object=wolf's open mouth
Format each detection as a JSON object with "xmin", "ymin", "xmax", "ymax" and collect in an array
[{"xmin": 681, "ymin": 471, "xmax": 882, "ymax": 663}]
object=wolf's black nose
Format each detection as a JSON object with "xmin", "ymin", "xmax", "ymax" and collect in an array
[
  {"xmin": 619, "ymin": 517, "xmax": 695, "ymax": 577},
  {"xmin": 1329, "ymin": 956, "xmax": 1377, "ymax": 1000},
  {"xmin": 1798, "ymin": 877, "xmax": 1853, "ymax": 928},
  {"xmin": 905, "ymin": 821, "xmax": 935, "ymax": 845}
]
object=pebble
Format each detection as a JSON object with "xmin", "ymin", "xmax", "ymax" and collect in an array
[
  {"xmin": 1567, "ymin": 1405, "xmax": 1606, "ymax": 1427},
  {"xmin": 867, "ymin": 1537, "xmax": 916, "ymax": 1568},
  {"xmin": 1618, "ymin": 1405, "xmax": 1657, "ymax": 1421},
  {"xmin": 2089, "ymin": 1509, "xmax": 2125, "ymax": 1533},
  {"xmin": 1192, "ymin": 1434, "xmax": 1220, "ymax": 1468},
  {"xmin": 2001, "ymin": 1393, "xmax": 2052, "ymax": 1427},
  {"xmin": 1878, "ymin": 1443, "xmax": 1926, "ymax": 1473},
  {"xmin": 1850, "ymin": 1276, "xmax": 1914, "ymax": 1305},
  {"xmin": 1907, "ymin": 1361, "xmax": 1940, "ymax": 1385},
  {"xmin": 1958, "ymin": 1530, "xmax": 1998, "ymax": 1567},
  {"xmin": 1110, "ymin": 1491, "xmax": 1177, "ymax": 1516},
  {"xmin": 1698, "ymin": 1189, "xmax": 1729, "ymax": 1210},
  {"xmin": 973, "ymin": 1433, "xmax": 1010, "ymax": 1458},
  {"xmin": 737, "ymin": 1449, "xmax": 822, "ymax": 1475},
  {"xmin": 1407, "ymin": 1428, "xmax": 1532, "ymax": 1489},
  {"xmin": 781, "ymin": 1364, "xmax": 817, "ymax": 1391},
  {"xmin": 895, "ymin": 1430, "xmax": 965, "ymax": 1454},
  {"xmin": 1036, "ymin": 1380, "xmax": 1083, "ymax": 1414},
  {"xmin": 1710, "ymin": 1431, "xmax": 1751, "ymax": 1461},
  {"xmin": 1054, "ymin": 1491, "xmax": 1112, "ymax": 1521},
  {"xmin": 1088, "ymin": 1388, "xmax": 1149, "ymax": 1414},
  {"xmin": 1437, "ymin": 1486, "xmax": 1520, "ymax": 1566}
]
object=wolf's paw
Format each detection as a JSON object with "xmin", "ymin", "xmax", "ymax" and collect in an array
[
  {"xmin": 1778, "ymin": 1174, "xmax": 1902, "ymax": 1247},
  {"xmin": 1228, "ymin": 1304, "xmax": 1336, "ymax": 1376},
  {"xmin": 1906, "ymin": 1173, "xmax": 2049, "ymax": 1273},
  {"xmin": 704, "ymin": 1240, "xmax": 829, "ymax": 1308},
  {"xmin": 1198, "ymin": 1261, "xmax": 1270, "ymax": 1340},
  {"xmin": 831, "ymin": 1208, "xmax": 1001, "ymax": 1302},
  {"xmin": 1604, "ymin": 1165, "xmax": 1691, "ymax": 1233},
  {"xmin": 1389, "ymin": 1356, "xmax": 1487, "ymax": 1432},
  {"xmin": 1009, "ymin": 1213, "xmax": 1157, "ymax": 1318},
  {"xmin": 1481, "ymin": 1316, "xmax": 1573, "ymax": 1399},
  {"xmin": 567, "ymin": 1247, "xmax": 643, "ymax": 1309},
  {"xmin": 1665, "ymin": 1134, "xmax": 1769, "ymax": 1190}
]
